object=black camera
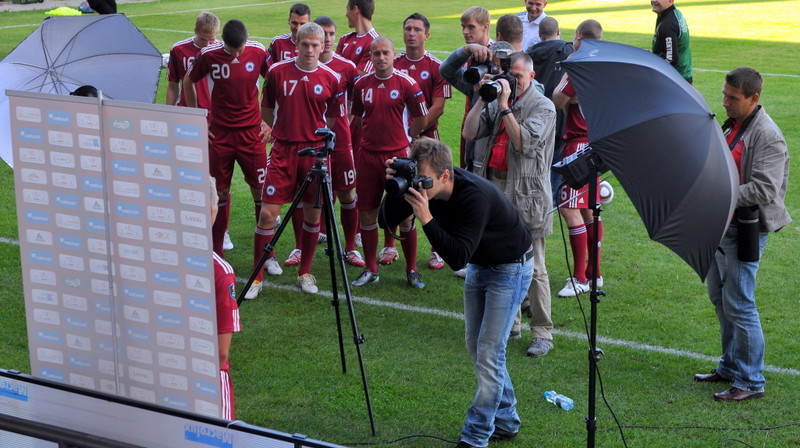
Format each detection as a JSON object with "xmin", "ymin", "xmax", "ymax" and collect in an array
[
  {"xmin": 385, "ymin": 158, "xmax": 433, "ymax": 197},
  {"xmin": 298, "ymin": 128, "xmax": 336, "ymax": 157},
  {"xmin": 465, "ymin": 60, "xmax": 500, "ymax": 85},
  {"xmin": 477, "ymin": 49, "xmax": 516, "ymax": 103}
]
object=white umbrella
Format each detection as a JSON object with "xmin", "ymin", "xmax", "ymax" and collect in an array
[{"xmin": 1, "ymin": 14, "xmax": 162, "ymax": 167}]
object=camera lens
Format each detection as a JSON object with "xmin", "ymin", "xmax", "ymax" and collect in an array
[
  {"xmin": 385, "ymin": 178, "xmax": 409, "ymax": 197},
  {"xmin": 479, "ymin": 81, "xmax": 502, "ymax": 102},
  {"xmin": 465, "ymin": 65, "xmax": 489, "ymax": 84}
]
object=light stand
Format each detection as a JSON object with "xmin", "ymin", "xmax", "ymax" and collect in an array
[
  {"xmin": 553, "ymin": 146, "xmax": 607, "ymax": 448},
  {"xmin": 237, "ymin": 129, "xmax": 376, "ymax": 436}
]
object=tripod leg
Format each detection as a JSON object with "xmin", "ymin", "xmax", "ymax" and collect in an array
[
  {"xmin": 319, "ymin": 167, "xmax": 377, "ymax": 436},
  {"xmin": 319, "ymin": 176, "xmax": 347, "ymax": 374}
]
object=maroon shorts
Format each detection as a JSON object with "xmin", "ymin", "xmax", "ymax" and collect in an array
[
  {"xmin": 355, "ymin": 147, "xmax": 409, "ymax": 211},
  {"xmin": 558, "ymin": 141, "xmax": 599, "ymax": 209},
  {"xmin": 262, "ymin": 140, "xmax": 322, "ymax": 205},
  {"xmin": 209, "ymin": 123, "xmax": 266, "ymax": 191},
  {"xmin": 329, "ymin": 147, "xmax": 356, "ymax": 191}
]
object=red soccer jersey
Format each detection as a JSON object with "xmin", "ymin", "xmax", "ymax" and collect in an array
[
  {"xmin": 351, "ymin": 69, "xmax": 428, "ymax": 152},
  {"xmin": 188, "ymin": 41, "xmax": 268, "ymax": 128},
  {"xmin": 335, "ymin": 29, "xmax": 379, "ymax": 73},
  {"xmin": 214, "ymin": 252, "xmax": 241, "ymax": 336},
  {"xmin": 268, "ymin": 33, "xmax": 298, "ymax": 64},
  {"xmin": 167, "ymin": 37, "xmax": 214, "ymax": 111},
  {"xmin": 394, "ymin": 51, "xmax": 451, "ymax": 138},
  {"xmin": 262, "ymin": 60, "xmax": 345, "ymax": 143},
  {"xmin": 321, "ymin": 54, "xmax": 360, "ymax": 150},
  {"xmin": 555, "ymin": 75, "xmax": 589, "ymax": 143}
]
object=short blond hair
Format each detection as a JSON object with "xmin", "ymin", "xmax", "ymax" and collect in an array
[
  {"xmin": 195, "ymin": 12, "xmax": 219, "ymax": 35},
  {"xmin": 296, "ymin": 22, "xmax": 324, "ymax": 43},
  {"xmin": 461, "ymin": 6, "xmax": 490, "ymax": 25}
]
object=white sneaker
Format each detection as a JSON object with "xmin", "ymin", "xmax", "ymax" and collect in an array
[
  {"xmin": 453, "ymin": 268, "xmax": 467, "ymax": 278},
  {"xmin": 354, "ymin": 233, "xmax": 362, "ymax": 248},
  {"xmin": 223, "ymin": 231, "xmax": 234, "ymax": 250},
  {"xmin": 265, "ymin": 257, "xmax": 283, "ymax": 276},
  {"xmin": 297, "ymin": 274, "xmax": 318, "ymax": 294},
  {"xmin": 317, "ymin": 233, "xmax": 327, "ymax": 244},
  {"xmin": 284, "ymin": 249, "xmax": 301, "ymax": 266},
  {"xmin": 345, "ymin": 250, "xmax": 366, "ymax": 267},
  {"xmin": 589, "ymin": 276, "xmax": 604, "ymax": 288},
  {"xmin": 557, "ymin": 277, "xmax": 590, "ymax": 297},
  {"xmin": 244, "ymin": 280, "xmax": 262, "ymax": 300},
  {"xmin": 428, "ymin": 251, "xmax": 445, "ymax": 269},
  {"xmin": 378, "ymin": 247, "xmax": 399, "ymax": 265}
]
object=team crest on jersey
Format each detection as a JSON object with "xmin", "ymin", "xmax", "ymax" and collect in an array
[
  {"xmin": 314, "ymin": 84, "xmax": 324, "ymax": 95},
  {"xmin": 228, "ymin": 284, "xmax": 236, "ymax": 299},
  {"xmin": 245, "ymin": 61, "xmax": 255, "ymax": 72},
  {"xmin": 421, "ymin": 70, "xmax": 430, "ymax": 80},
  {"xmin": 266, "ymin": 185, "xmax": 276, "ymax": 196},
  {"xmin": 356, "ymin": 47, "xmax": 363, "ymax": 55},
  {"xmin": 390, "ymin": 89, "xmax": 400, "ymax": 99}
]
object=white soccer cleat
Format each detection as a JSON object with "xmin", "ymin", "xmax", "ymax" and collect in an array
[
  {"xmin": 223, "ymin": 231, "xmax": 234, "ymax": 250},
  {"xmin": 244, "ymin": 280, "xmax": 262, "ymax": 300},
  {"xmin": 297, "ymin": 274, "xmax": 318, "ymax": 294},
  {"xmin": 265, "ymin": 257, "xmax": 283, "ymax": 276}
]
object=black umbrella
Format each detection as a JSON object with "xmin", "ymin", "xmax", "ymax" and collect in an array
[
  {"xmin": 1, "ymin": 14, "xmax": 163, "ymax": 166},
  {"xmin": 559, "ymin": 39, "xmax": 737, "ymax": 280}
]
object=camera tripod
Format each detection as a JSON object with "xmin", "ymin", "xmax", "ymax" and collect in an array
[
  {"xmin": 236, "ymin": 129, "xmax": 376, "ymax": 436},
  {"xmin": 553, "ymin": 146, "xmax": 606, "ymax": 448}
]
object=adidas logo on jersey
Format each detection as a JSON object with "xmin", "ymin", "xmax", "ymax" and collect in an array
[{"xmin": 301, "ymin": 75, "xmax": 309, "ymax": 82}]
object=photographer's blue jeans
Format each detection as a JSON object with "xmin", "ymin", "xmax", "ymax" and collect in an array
[
  {"xmin": 706, "ymin": 225, "xmax": 769, "ymax": 393},
  {"xmin": 460, "ymin": 256, "xmax": 534, "ymax": 447}
]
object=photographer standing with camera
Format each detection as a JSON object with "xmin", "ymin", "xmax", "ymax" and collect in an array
[
  {"xmin": 462, "ymin": 51, "xmax": 557, "ymax": 357},
  {"xmin": 381, "ymin": 137, "xmax": 534, "ymax": 448}
]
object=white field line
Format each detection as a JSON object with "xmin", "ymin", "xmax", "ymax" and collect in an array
[
  {"xmin": 1, "ymin": 231, "xmax": 798, "ymax": 377},
  {"xmin": 240, "ymin": 277, "xmax": 800, "ymax": 377}
]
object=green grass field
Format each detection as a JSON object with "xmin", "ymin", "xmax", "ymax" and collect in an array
[{"xmin": 2, "ymin": 1, "xmax": 800, "ymax": 447}]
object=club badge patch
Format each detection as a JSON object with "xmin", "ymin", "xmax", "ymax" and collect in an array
[
  {"xmin": 245, "ymin": 61, "xmax": 255, "ymax": 72},
  {"xmin": 390, "ymin": 89, "xmax": 400, "ymax": 99}
]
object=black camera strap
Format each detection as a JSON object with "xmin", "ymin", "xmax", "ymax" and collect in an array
[
  {"xmin": 722, "ymin": 105, "xmax": 760, "ymax": 151},
  {"xmin": 378, "ymin": 196, "xmax": 408, "ymax": 241}
]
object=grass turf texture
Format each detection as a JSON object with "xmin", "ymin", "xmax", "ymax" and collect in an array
[{"xmin": 2, "ymin": 0, "xmax": 800, "ymax": 446}]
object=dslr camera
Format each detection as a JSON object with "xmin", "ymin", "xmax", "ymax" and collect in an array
[
  {"xmin": 476, "ymin": 48, "xmax": 517, "ymax": 103},
  {"xmin": 464, "ymin": 58, "xmax": 501, "ymax": 85},
  {"xmin": 385, "ymin": 158, "xmax": 433, "ymax": 197}
]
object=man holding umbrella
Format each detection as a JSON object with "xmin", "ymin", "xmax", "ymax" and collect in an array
[{"xmin": 694, "ymin": 67, "xmax": 790, "ymax": 401}]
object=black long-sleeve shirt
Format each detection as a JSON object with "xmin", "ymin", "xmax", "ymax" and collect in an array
[{"xmin": 380, "ymin": 167, "xmax": 531, "ymax": 269}]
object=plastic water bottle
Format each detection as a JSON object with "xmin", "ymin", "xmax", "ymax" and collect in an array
[{"xmin": 543, "ymin": 390, "xmax": 574, "ymax": 410}]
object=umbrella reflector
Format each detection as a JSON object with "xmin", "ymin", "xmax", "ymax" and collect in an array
[
  {"xmin": 1, "ymin": 14, "xmax": 163, "ymax": 167},
  {"xmin": 560, "ymin": 39, "xmax": 737, "ymax": 279}
]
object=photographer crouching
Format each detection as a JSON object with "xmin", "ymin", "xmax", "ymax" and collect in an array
[
  {"xmin": 463, "ymin": 50, "xmax": 557, "ymax": 358},
  {"xmin": 381, "ymin": 138, "xmax": 534, "ymax": 448}
]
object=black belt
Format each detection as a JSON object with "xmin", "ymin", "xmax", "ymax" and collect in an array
[{"xmin": 511, "ymin": 245, "xmax": 534, "ymax": 264}]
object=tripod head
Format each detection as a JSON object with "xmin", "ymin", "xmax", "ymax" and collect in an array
[{"xmin": 298, "ymin": 128, "xmax": 337, "ymax": 158}]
